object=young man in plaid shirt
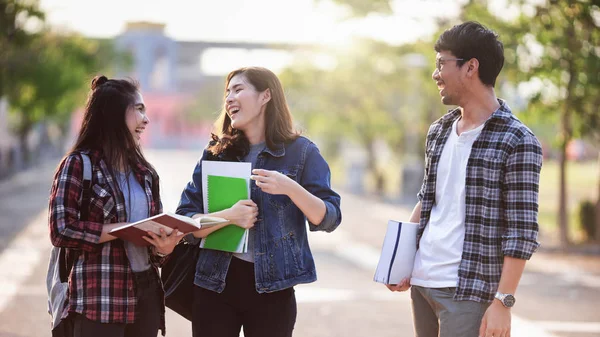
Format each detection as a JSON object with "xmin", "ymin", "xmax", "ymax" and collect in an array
[{"xmin": 386, "ymin": 22, "xmax": 542, "ymax": 337}]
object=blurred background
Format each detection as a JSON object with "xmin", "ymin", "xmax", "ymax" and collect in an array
[{"xmin": 0, "ymin": 0, "xmax": 599, "ymax": 336}]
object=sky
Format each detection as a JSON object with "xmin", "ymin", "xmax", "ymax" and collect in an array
[
  {"xmin": 38, "ymin": 0, "xmax": 517, "ymax": 75},
  {"xmin": 39, "ymin": 0, "xmax": 465, "ymax": 46}
]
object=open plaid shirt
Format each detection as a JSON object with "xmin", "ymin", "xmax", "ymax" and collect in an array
[
  {"xmin": 48, "ymin": 149, "xmax": 166, "ymax": 334},
  {"xmin": 417, "ymin": 99, "xmax": 542, "ymax": 303}
]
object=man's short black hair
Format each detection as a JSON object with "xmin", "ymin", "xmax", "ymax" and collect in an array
[{"xmin": 435, "ymin": 21, "xmax": 504, "ymax": 87}]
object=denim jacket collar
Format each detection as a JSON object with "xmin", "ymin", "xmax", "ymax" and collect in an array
[{"xmin": 262, "ymin": 141, "xmax": 286, "ymax": 157}]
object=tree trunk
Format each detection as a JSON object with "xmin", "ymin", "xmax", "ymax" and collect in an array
[
  {"xmin": 17, "ymin": 120, "xmax": 32, "ymax": 167},
  {"xmin": 558, "ymin": 136, "xmax": 569, "ymax": 247},
  {"xmin": 557, "ymin": 15, "xmax": 577, "ymax": 248},
  {"xmin": 58, "ymin": 120, "xmax": 71, "ymax": 155},
  {"xmin": 364, "ymin": 138, "xmax": 385, "ymax": 197}
]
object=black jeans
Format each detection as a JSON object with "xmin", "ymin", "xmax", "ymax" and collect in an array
[
  {"xmin": 192, "ymin": 257, "xmax": 297, "ymax": 337},
  {"xmin": 73, "ymin": 268, "xmax": 162, "ymax": 337}
]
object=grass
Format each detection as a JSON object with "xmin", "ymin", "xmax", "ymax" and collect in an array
[{"xmin": 538, "ymin": 160, "xmax": 597, "ymax": 242}]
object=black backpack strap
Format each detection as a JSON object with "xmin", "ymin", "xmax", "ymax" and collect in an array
[{"xmin": 58, "ymin": 153, "xmax": 92, "ymax": 283}]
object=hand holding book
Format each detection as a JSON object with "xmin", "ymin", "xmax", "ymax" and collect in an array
[
  {"xmin": 108, "ymin": 212, "xmax": 229, "ymax": 246},
  {"xmin": 374, "ymin": 220, "xmax": 419, "ymax": 286},
  {"xmin": 143, "ymin": 227, "xmax": 183, "ymax": 255},
  {"xmin": 221, "ymin": 200, "xmax": 258, "ymax": 229}
]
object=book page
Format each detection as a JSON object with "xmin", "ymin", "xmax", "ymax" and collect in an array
[
  {"xmin": 134, "ymin": 221, "xmax": 176, "ymax": 235},
  {"xmin": 164, "ymin": 212, "xmax": 198, "ymax": 225},
  {"xmin": 198, "ymin": 216, "xmax": 228, "ymax": 228}
]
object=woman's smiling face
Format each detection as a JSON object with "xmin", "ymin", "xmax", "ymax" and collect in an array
[{"xmin": 225, "ymin": 74, "xmax": 269, "ymax": 133}]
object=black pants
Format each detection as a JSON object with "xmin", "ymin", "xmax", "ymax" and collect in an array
[
  {"xmin": 73, "ymin": 268, "xmax": 162, "ymax": 337},
  {"xmin": 192, "ymin": 257, "xmax": 297, "ymax": 337}
]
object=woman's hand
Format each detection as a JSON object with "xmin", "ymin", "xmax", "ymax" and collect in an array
[
  {"xmin": 143, "ymin": 228, "xmax": 183, "ymax": 256},
  {"xmin": 226, "ymin": 200, "xmax": 258, "ymax": 229},
  {"xmin": 251, "ymin": 169, "xmax": 295, "ymax": 196}
]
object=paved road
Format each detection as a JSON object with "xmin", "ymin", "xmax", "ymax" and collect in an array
[{"xmin": 0, "ymin": 149, "xmax": 598, "ymax": 337}]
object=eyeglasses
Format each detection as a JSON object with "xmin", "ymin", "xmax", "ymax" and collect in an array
[{"xmin": 435, "ymin": 58, "xmax": 464, "ymax": 71}]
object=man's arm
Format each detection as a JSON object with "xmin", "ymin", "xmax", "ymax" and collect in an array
[
  {"xmin": 408, "ymin": 201, "xmax": 421, "ymax": 223},
  {"xmin": 480, "ymin": 132, "xmax": 543, "ymax": 337},
  {"xmin": 479, "ymin": 257, "xmax": 526, "ymax": 337}
]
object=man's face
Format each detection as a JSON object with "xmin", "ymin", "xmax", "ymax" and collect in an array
[{"xmin": 432, "ymin": 51, "xmax": 465, "ymax": 106}]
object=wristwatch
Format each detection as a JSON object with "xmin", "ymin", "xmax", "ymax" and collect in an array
[{"xmin": 495, "ymin": 292, "xmax": 516, "ymax": 308}]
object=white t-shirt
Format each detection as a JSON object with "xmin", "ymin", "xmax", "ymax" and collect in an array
[{"xmin": 411, "ymin": 118, "xmax": 485, "ymax": 288}]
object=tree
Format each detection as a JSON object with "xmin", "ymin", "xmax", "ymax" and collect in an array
[
  {"xmin": 458, "ymin": 0, "xmax": 600, "ymax": 246},
  {"xmin": 570, "ymin": 13, "xmax": 600, "ymax": 240},
  {"xmin": 507, "ymin": 0, "xmax": 599, "ymax": 246},
  {"xmin": 0, "ymin": 0, "xmax": 44, "ymax": 99},
  {"xmin": 6, "ymin": 31, "xmax": 122, "ymax": 163},
  {"xmin": 281, "ymin": 39, "xmax": 438, "ymax": 196}
]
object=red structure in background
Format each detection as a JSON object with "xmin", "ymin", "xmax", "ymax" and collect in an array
[{"xmin": 71, "ymin": 93, "xmax": 213, "ymax": 149}]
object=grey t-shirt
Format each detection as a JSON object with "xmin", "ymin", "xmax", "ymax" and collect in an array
[
  {"xmin": 117, "ymin": 171, "xmax": 151, "ymax": 272},
  {"xmin": 233, "ymin": 142, "xmax": 265, "ymax": 263}
]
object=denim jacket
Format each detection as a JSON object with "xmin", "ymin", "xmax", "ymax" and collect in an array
[{"xmin": 176, "ymin": 136, "xmax": 342, "ymax": 293}]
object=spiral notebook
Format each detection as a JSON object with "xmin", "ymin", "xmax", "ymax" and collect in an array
[{"xmin": 200, "ymin": 161, "xmax": 251, "ymax": 253}]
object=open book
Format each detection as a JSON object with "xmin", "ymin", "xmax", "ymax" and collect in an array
[
  {"xmin": 373, "ymin": 220, "xmax": 419, "ymax": 285},
  {"xmin": 200, "ymin": 161, "xmax": 251, "ymax": 253},
  {"xmin": 109, "ymin": 212, "xmax": 228, "ymax": 246}
]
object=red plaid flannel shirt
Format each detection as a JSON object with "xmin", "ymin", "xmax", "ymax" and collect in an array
[{"xmin": 48, "ymin": 149, "xmax": 166, "ymax": 334}]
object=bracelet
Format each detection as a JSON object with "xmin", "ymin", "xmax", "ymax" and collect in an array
[{"xmin": 155, "ymin": 250, "xmax": 169, "ymax": 258}]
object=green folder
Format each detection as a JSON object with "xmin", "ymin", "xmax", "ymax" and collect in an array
[{"xmin": 201, "ymin": 175, "xmax": 248, "ymax": 253}]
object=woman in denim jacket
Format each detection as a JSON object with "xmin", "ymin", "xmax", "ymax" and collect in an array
[{"xmin": 176, "ymin": 66, "xmax": 342, "ymax": 337}]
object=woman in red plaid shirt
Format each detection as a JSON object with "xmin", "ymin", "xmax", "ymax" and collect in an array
[{"xmin": 48, "ymin": 75, "xmax": 180, "ymax": 337}]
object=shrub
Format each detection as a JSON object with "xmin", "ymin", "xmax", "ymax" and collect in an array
[{"xmin": 578, "ymin": 200, "xmax": 596, "ymax": 241}]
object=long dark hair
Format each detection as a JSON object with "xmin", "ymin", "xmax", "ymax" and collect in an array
[
  {"xmin": 208, "ymin": 67, "xmax": 300, "ymax": 158},
  {"xmin": 69, "ymin": 75, "xmax": 156, "ymax": 178}
]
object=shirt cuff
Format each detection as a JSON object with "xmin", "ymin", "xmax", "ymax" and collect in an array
[{"xmin": 308, "ymin": 201, "xmax": 340, "ymax": 233}]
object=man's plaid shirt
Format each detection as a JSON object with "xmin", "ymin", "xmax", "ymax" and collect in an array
[
  {"xmin": 417, "ymin": 99, "xmax": 542, "ymax": 303},
  {"xmin": 48, "ymin": 149, "xmax": 166, "ymax": 334}
]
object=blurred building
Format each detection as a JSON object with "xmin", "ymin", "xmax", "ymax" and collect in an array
[
  {"xmin": 109, "ymin": 21, "xmax": 310, "ymax": 149},
  {"xmin": 567, "ymin": 139, "xmax": 598, "ymax": 161}
]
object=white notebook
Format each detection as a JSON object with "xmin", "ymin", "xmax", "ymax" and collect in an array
[
  {"xmin": 199, "ymin": 160, "xmax": 252, "ymax": 253},
  {"xmin": 374, "ymin": 220, "xmax": 419, "ymax": 285}
]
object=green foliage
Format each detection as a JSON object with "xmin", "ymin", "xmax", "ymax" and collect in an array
[
  {"xmin": 7, "ymin": 32, "xmax": 118, "ymax": 131},
  {"xmin": 280, "ymin": 39, "xmax": 444, "ymax": 193},
  {"xmin": 518, "ymin": 1, "xmax": 598, "ymax": 138},
  {"xmin": 0, "ymin": 0, "xmax": 45, "ymax": 98},
  {"xmin": 2, "ymin": 1, "xmax": 131, "ymax": 162},
  {"xmin": 458, "ymin": 0, "xmax": 600, "ymax": 151}
]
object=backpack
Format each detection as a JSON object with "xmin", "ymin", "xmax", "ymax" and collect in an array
[{"xmin": 46, "ymin": 153, "xmax": 92, "ymax": 337}]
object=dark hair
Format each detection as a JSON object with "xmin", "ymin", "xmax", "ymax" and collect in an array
[
  {"xmin": 69, "ymin": 75, "xmax": 156, "ymax": 178},
  {"xmin": 434, "ymin": 21, "xmax": 504, "ymax": 87},
  {"xmin": 208, "ymin": 67, "xmax": 300, "ymax": 158}
]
